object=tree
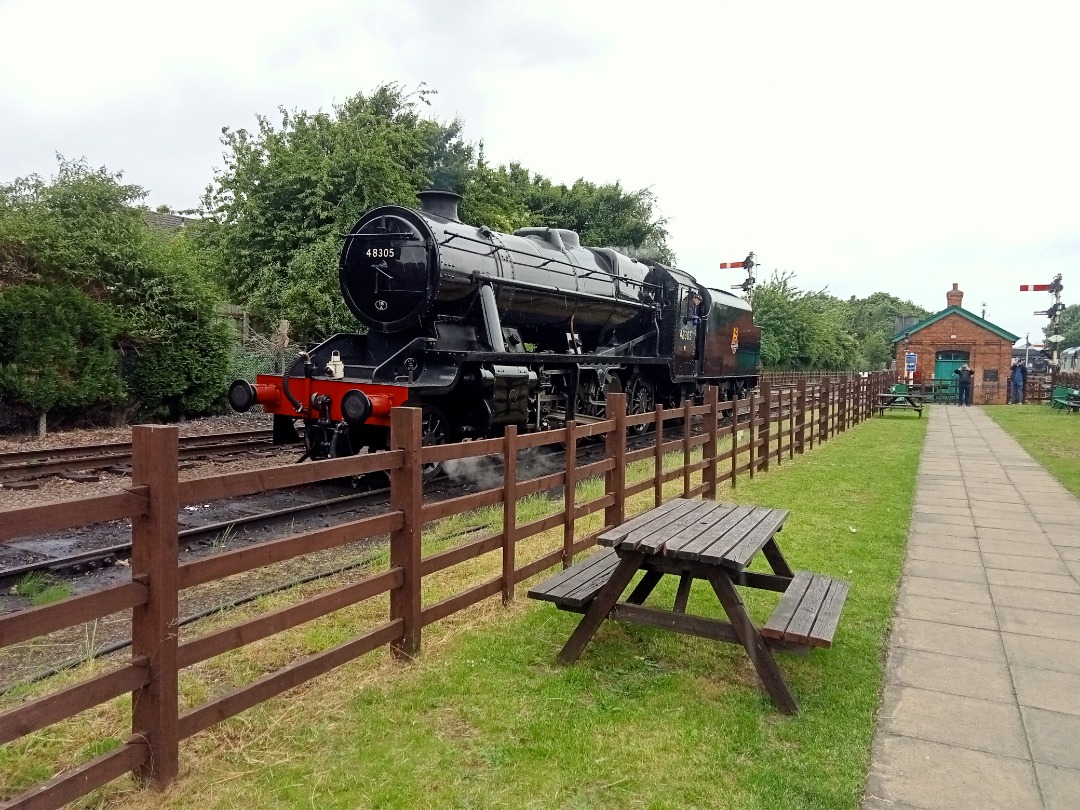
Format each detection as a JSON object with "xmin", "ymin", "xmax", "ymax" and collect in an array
[
  {"xmin": 0, "ymin": 157, "xmax": 233, "ymax": 423},
  {"xmin": 749, "ymin": 272, "xmax": 859, "ymax": 370},
  {"xmin": 195, "ymin": 83, "xmax": 469, "ymax": 338},
  {"xmin": 845, "ymin": 292, "xmax": 931, "ymax": 369},
  {"xmin": 197, "ymin": 84, "xmax": 672, "ymax": 341}
]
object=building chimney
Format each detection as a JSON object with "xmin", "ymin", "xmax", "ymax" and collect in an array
[{"xmin": 946, "ymin": 283, "xmax": 964, "ymax": 308}]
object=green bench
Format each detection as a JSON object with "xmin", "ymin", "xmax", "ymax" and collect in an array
[{"xmin": 1051, "ymin": 386, "xmax": 1080, "ymax": 412}]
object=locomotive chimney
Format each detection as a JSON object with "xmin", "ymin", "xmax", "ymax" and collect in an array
[
  {"xmin": 946, "ymin": 282, "xmax": 964, "ymax": 308},
  {"xmin": 417, "ymin": 188, "xmax": 462, "ymax": 221}
]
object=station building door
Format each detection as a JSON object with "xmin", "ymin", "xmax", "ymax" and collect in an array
[{"xmin": 934, "ymin": 350, "xmax": 970, "ymax": 380}]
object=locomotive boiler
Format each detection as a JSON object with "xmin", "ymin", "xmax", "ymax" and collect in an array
[{"xmin": 228, "ymin": 189, "xmax": 761, "ymax": 464}]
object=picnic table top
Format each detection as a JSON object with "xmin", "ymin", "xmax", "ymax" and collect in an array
[
  {"xmin": 877, "ymin": 391, "xmax": 924, "ymax": 401},
  {"xmin": 597, "ymin": 498, "xmax": 789, "ymax": 572}
]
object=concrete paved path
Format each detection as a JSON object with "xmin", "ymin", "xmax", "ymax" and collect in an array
[{"xmin": 863, "ymin": 404, "xmax": 1080, "ymax": 810}]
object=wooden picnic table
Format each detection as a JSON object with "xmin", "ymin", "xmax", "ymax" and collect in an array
[
  {"xmin": 527, "ymin": 498, "xmax": 849, "ymax": 714},
  {"xmin": 876, "ymin": 392, "xmax": 924, "ymax": 417}
]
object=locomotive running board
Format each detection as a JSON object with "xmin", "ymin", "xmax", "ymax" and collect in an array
[{"xmin": 545, "ymin": 410, "xmax": 609, "ymax": 425}]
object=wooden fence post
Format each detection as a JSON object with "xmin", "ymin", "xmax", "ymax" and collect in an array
[
  {"xmin": 653, "ymin": 404, "xmax": 664, "ymax": 506},
  {"xmin": 838, "ymin": 376, "xmax": 847, "ymax": 434},
  {"xmin": 821, "ymin": 377, "xmax": 830, "ymax": 443},
  {"xmin": 787, "ymin": 387, "xmax": 795, "ymax": 459},
  {"xmin": 390, "ymin": 406, "xmax": 423, "ymax": 660},
  {"xmin": 796, "ymin": 378, "xmax": 807, "ymax": 455},
  {"xmin": 502, "ymin": 425, "xmax": 517, "ymax": 604},
  {"xmin": 730, "ymin": 396, "xmax": 739, "ymax": 489},
  {"xmin": 776, "ymin": 388, "xmax": 784, "ymax": 466},
  {"xmin": 703, "ymin": 386, "xmax": 719, "ymax": 499},
  {"xmin": 682, "ymin": 398, "xmax": 692, "ymax": 498},
  {"xmin": 605, "ymin": 393, "xmax": 627, "ymax": 527},
  {"xmin": 130, "ymin": 425, "xmax": 180, "ymax": 788},
  {"xmin": 759, "ymin": 381, "xmax": 771, "ymax": 473},
  {"xmin": 748, "ymin": 389, "xmax": 757, "ymax": 479},
  {"xmin": 563, "ymin": 420, "xmax": 576, "ymax": 568},
  {"xmin": 849, "ymin": 375, "xmax": 856, "ymax": 428}
]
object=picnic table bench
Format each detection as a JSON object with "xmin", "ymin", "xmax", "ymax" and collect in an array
[
  {"xmin": 528, "ymin": 498, "xmax": 850, "ymax": 714},
  {"xmin": 1051, "ymin": 387, "xmax": 1080, "ymax": 412},
  {"xmin": 876, "ymin": 392, "xmax": 924, "ymax": 417}
]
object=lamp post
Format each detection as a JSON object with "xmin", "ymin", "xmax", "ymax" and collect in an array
[{"xmin": 1025, "ymin": 333, "xmax": 1030, "ymax": 366}]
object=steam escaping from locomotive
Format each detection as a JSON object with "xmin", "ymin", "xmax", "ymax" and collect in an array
[{"xmin": 230, "ymin": 189, "xmax": 761, "ymax": 470}]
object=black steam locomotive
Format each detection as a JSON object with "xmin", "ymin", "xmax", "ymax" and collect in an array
[{"xmin": 228, "ymin": 189, "xmax": 761, "ymax": 462}]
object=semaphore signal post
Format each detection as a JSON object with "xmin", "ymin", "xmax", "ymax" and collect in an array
[
  {"xmin": 724, "ymin": 252, "xmax": 757, "ymax": 296},
  {"xmin": 1020, "ymin": 273, "xmax": 1065, "ymax": 368}
]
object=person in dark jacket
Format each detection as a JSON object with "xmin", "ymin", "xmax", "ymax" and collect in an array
[
  {"xmin": 1009, "ymin": 362, "xmax": 1025, "ymax": 405},
  {"xmin": 955, "ymin": 364, "xmax": 975, "ymax": 406}
]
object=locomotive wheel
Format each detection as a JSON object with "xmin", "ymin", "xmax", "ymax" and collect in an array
[
  {"xmin": 403, "ymin": 400, "xmax": 451, "ymax": 480},
  {"xmin": 628, "ymin": 379, "xmax": 655, "ymax": 435}
]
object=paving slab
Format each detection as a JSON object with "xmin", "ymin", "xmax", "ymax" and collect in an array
[
  {"xmin": 996, "ymin": 605, "xmax": 1080, "ymax": 644},
  {"xmin": 886, "ymin": 647, "xmax": 1015, "ymax": 702},
  {"xmin": 864, "ymin": 405, "xmax": 1080, "ymax": 809},
  {"xmin": 976, "ymin": 516, "xmax": 1048, "ymax": 532},
  {"xmin": 978, "ymin": 538, "xmax": 1058, "ymax": 557},
  {"xmin": 982, "ymin": 552, "xmax": 1071, "ymax": 576},
  {"xmin": 908, "ymin": 531, "xmax": 980, "ymax": 551},
  {"xmin": 880, "ymin": 686, "xmax": 1028, "ymax": 757},
  {"xmin": 900, "ymin": 575, "xmax": 991, "ymax": 605},
  {"xmin": 1035, "ymin": 763, "xmax": 1080, "ymax": 810},
  {"xmin": 1022, "ymin": 707, "xmax": 1080, "ymax": 770},
  {"xmin": 1003, "ymin": 634, "xmax": 1080, "ymax": 675},
  {"xmin": 889, "ymin": 617, "xmax": 1006, "ymax": 661},
  {"xmin": 987, "ymin": 569, "xmax": 1080, "ymax": 593},
  {"xmin": 864, "ymin": 736, "xmax": 1041, "ymax": 810},
  {"xmin": 896, "ymin": 592, "xmax": 999, "ymax": 629},
  {"xmin": 910, "ymin": 521, "xmax": 978, "ymax": 538},
  {"xmin": 991, "ymin": 584, "xmax": 1080, "ymax": 615},
  {"xmin": 976, "ymin": 526, "xmax": 1049, "ymax": 543},
  {"xmin": 907, "ymin": 545, "xmax": 982, "ymax": 566},
  {"xmin": 1012, "ymin": 666, "xmax": 1080, "ymax": 716}
]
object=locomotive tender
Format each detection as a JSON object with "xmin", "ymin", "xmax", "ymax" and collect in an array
[{"xmin": 228, "ymin": 189, "xmax": 761, "ymax": 461}]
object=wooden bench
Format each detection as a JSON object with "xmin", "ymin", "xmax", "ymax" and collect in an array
[
  {"xmin": 876, "ymin": 393, "xmax": 924, "ymax": 417},
  {"xmin": 528, "ymin": 499, "xmax": 851, "ymax": 713},
  {"xmin": 761, "ymin": 571, "xmax": 850, "ymax": 647},
  {"xmin": 527, "ymin": 548, "xmax": 621, "ymax": 611}
]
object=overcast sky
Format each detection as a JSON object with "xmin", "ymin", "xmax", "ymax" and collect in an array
[{"xmin": 3, "ymin": 0, "xmax": 1077, "ymax": 345}]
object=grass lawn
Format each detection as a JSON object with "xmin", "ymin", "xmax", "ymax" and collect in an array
[
  {"xmin": 4, "ymin": 413, "xmax": 927, "ymax": 810},
  {"xmin": 984, "ymin": 404, "xmax": 1080, "ymax": 497}
]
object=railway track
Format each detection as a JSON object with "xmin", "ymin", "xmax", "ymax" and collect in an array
[
  {"xmin": 0, "ymin": 429, "xmax": 277, "ymax": 484},
  {"xmin": 0, "ymin": 482, "xmax": 392, "ymax": 583},
  {"xmin": 0, "ymin": 393, "xmax": 835, "ymax": 583}
]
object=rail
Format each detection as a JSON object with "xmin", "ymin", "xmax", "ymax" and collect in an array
[{"xmin": 0, "ymin": 372, "xmax": 891, "ymax": 809}]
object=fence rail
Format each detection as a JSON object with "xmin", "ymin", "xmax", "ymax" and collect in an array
[{"xmin": 0, "ymin": 373, "xmax": 891, "ymax": 809}]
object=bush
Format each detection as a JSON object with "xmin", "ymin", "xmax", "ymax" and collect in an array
[
  {"xmin": 0, "ymin": 158, "xmax": 234, "ymax": 424},
  {"xmin": 0, "ymin": 284, "xmax": 124, "ymax": 414}
]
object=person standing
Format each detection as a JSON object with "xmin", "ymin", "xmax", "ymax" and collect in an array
[
  {"xmin": 955, "ymin": 364, "xmax": 975, "ymax": 406},
  {"xmin": 1009, "ymin": 361, "xmax": 1025, "ymax": 405}
]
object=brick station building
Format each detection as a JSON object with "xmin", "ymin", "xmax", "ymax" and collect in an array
[{"xmin": 893, "ymin": 283, "xmax": 1019, "ymax": 405}]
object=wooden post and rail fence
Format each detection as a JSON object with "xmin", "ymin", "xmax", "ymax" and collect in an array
[{"xmin": 0, "ymin": 372, "xmax": 890, "ymax": 809}]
